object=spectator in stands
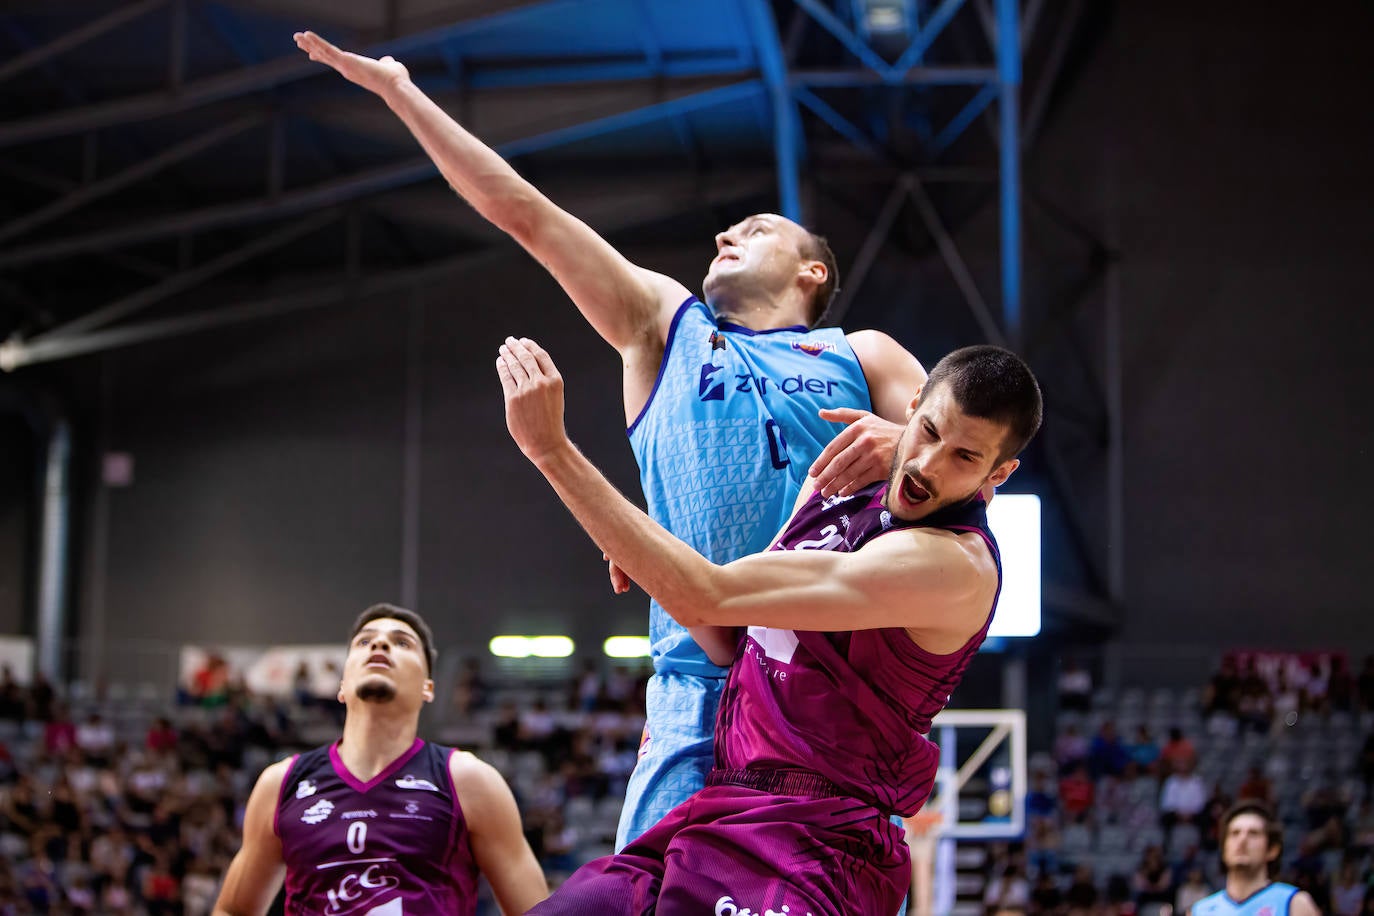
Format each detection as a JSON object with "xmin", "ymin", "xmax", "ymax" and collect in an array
[
  {"xmin": 1271, "ymin": 671, "xmax": 1301, "ymax": 730},
  {"xmin": 984, "ymin": 861, "xmax": 1032, "ymax": 916},
  {"xmin": 74, "ymin": 712, "xmax": 116, "ymax": 767},
  {"xmin": 1065, "ymin": 864, "xmax": 1099, "ymax": 916},
  {"xmin": 1089, "ymin": 720, "xmax": 1130, "ymax": 778},
  {"xmin": 1026, "ymin": 816, "xmax": 1062, "ymax": 880},
  {"xmin": 1358, "ymin": 734, "xmax": 1374, "ymax": 797},
  {"xmin": 1055, "ymin": 723, "xmax": 1089, "ymax": 775},
  {"xmin": 1301, "ymin": 661, "xmax": 1329, "ymax": 716},
  {"xmin": 0, "ymin": 666, "xmax": 23, "ymax": 722},
  {"xmin": 145, "ymin": 716, "xmax": 178, "ymax": 756},
  {"xmin": 573, "ymin": 659, "xmax": 603, "ymax": 713},
  {"xmin": 1030, "ymin": 871, "xmax": 1063, "ymax": 916},
  {"xmin": 0, "ymin": 774, "xmax": 41, "ymax": 841},
  {"xmin": 1058, "ymin": 658, "xmax": 1093, "ymax": 712},
  {"xmin": 1059, "ymin": 763, "xmax": 1095, "ymax": 824},
  {"xmin": 1350, "ymin": 799, "xmax": 1374, "ymax": 854},
  {"xmin": 1198, "ymin": 782, "xmax": 1232, "ymax": 852},
  {"xmin": 42, "ymin": 704, "xmax": 76, "ymax": 758},
  {"xmin": 451, "ymin": 656, "xmax": 488, "ymax": 716},
  {"xmin": 25, "ymin": 671, "xmax": 54, "ymax": 722},
  {"xmin": 1330, "ymin": 859, "xmax": 1365, "ymax": 916},
  {"xmin": 1328, "ymin": 656, "xmax": 1355, "ymax": 713},
  {"xmin": 1120, "ymin": 761, "xmax": 1160, "ymax": 830},
  {"xmin": 1237, "ymin": 662, "xmax": 1273, "ymax": 733},
  {"xmin": 188, "ymin": 652, "xmax": 229, "ymax": 707},
  {"xmin": 1159, "ymin": 756, "xmax": 1208, "ymax": 844},
  {"xmin": 1096, "ymin": 768, "xmax": 1131, "ymax": 826},
  {"xmin": 1128, "ymin": 724, "xmax": 1162, "ymax": 774},
  {"xmin": 1026, "ymin": 771, "xmax": 1058, "ymax": 826},
  {"xmin": 1357, "ymin": 655, "xmax": 1374, "ymax": 711},
  {"xmin": 1203, "ymin": 656, "xmax": 1241, "ymax": 717},
  {"xmin": 290, "ymin": 660, "xmax": 313, "ymax": 708},
  {"xmin": 1237, "ymin": 765, "xmax": 1275, "ymax": 807},
  {"xmin": 1174, "ymin": 866, "xmax": 1210, "ymax": 915},
  {"xmin": 1159, "ymin": 726, "xmax": 1197, "ymax": 775},
  {"xmin": 1132, "ymin": 845, "xmax": 1174, "ymax": 908}
]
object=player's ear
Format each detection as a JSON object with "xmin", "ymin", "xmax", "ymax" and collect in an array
[
  {"xmin": 337, "ymin": 683, "xmax": 346, "ymax": 704},
  {"xmin": 422, "ymin": 679, "xmax": 435, "ymax": 703},
  {"xmin": 906, "ymin": 385, "xmax": 924, "ymax": 421},
  {"xmin": 986, "ymin": 458, "xmax": 1019, "ymax": 490}
]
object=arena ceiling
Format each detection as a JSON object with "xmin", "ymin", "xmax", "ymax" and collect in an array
[{"xmin": 0, "ymin": 0, "xmax": 1104, "ymax": 365}]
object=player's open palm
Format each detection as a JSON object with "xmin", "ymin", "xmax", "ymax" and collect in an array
[
  {"xmin": 809, "ymin": 407, "xmax": 903, "ymax": 497},
  {"xmin": 293, "ymin": 31, "xmax": 409, "ymax": 97}
]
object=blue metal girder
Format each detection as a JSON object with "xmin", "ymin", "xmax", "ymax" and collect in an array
[
  {"xmin": 792, "ymin": 0, "xmax": 893, "ymax": 77},
  {"xmin": 793, "ymin": 86, "xmax": 881, "ymax": 159},
  {"xmin": 996, "ymin": 0, "xmax": 1021, "ymax": 344},
  {"xmin": 890, "ymin": 0, "xmax": 967, "ymax": 74},
  {"xmin": 740, "ymin": 0, "xmax": 803, "ymax": 221},
  {"xmin": 932, "ymin": 82, "xmax": 997, "ymax": 153}
]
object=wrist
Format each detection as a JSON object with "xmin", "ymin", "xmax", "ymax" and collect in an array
[
  {"xmin": 382, "ymin": 77, "xmax": 419, "ymax": 108},
  {"xmin": 527, "ymin": 438, "xmax": 579, "ymax": 475}
]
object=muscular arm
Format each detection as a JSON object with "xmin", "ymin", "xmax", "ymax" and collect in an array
[
  {"xmin": 294, "ymin": 32, "xmax": 689, "ymax": 358},
  {"xmin": 450, "ymin": 753, "xmax": 547, "ymax": 914},
  {"xmin": 499, "ymin": 338, "xmax": 996, "ymax": 647},
  {"xmin": 808, "ymin": 330, "xmax": 927, "ymax": 497},
  {"xmin": 212, "ymin": 758, "xmax": 291, "ymax": 916}
]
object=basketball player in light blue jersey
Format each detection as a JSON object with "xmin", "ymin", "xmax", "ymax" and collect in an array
[
  {"xmin": 1190, "ymin": 801, "xmax": 1319, "ymax": 916},
  {"xmin": 294, "ymin": 32, "xmax": 928, "ymax": 868}
]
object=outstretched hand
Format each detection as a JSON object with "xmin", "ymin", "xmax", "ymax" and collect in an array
[
  {"xmin": 293, "ymin": 31, "xmax": 410, "ymax": 98},
  {"xmin": 808, "ymin": 407, "xmax": 904, "ymax": 498},
  {"xmin": 496, "ymin": 336, "xmax": 570, "ymax": 466}
]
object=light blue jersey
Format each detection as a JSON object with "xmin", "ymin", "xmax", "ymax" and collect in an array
[
  {"xmin": 618, "ymin": 296, "xmax": 873, "ymax": 851},
  {"xmin": 628, "ymin": 297, "xmax": 872, "ymax": 676},
  {"xmin": 1192, "ymin": 884, "xmax": 1300, "ymax": 916}
]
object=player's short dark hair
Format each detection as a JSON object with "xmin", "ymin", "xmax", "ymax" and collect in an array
[
  {"xmin": 350, "ymin": 604, "xmax": 437, "ymax": 675},
  {"xmin": 1221, "ymin": 798, "xmax": 1283, "ymax": 876},
  {"xmin": 922, "ymin": 345, "xmax": 1043, "ymax": 462},
  {"xmin": 801, "ymin": 230, "xmax": 840, "ymax": 326}
]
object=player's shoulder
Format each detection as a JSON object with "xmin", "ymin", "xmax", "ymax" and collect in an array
[
  {"xmin": 447, "ymin": 750, "xmax": 516, "ymax": 824},
  {"xmin": 254, "ymin": 754, "xmax": 299, "ymax": 792},
  {"xmin": 1190, "ymin": 889, "xmax": 1230, "ymax": 915}
]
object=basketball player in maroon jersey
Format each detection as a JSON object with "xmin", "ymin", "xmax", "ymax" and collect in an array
[
  {"xmin": 212, "ymin": 604, "xmax": 546, "ymax": 915},
  {"xmin": 497, "ymin": 336, "xmax": 1041, "ymax": 914}
]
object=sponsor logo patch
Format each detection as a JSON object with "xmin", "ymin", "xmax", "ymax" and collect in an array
[{"xmin": 301, "ymin": 798, "xmax": 334, "ymax": 825}]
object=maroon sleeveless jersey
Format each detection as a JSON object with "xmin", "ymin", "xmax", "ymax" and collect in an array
[
  {"xmin": 713, "ymin": 482, "xmax": 1002, "ymax": 817},
  {"xmin": 274, "ymin": 739, "xmax": 479, "ymax": 915}
]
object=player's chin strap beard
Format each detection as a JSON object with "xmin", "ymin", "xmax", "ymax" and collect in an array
[{"xmin": 356, "ymin": 680, "xmax": 398, "ymax": 703}]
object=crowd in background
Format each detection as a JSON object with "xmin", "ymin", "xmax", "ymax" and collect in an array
[
  {"xmin": 1003, "ymin": 654, "xmax": 1374, "ymax": 916},
  {"xmin": 0, "ymin": 658, "xmax": 646, "ymax": 915},
  {"xmin": 2, "ymin": 652, "xmax": 1373, "ymax": 915}
]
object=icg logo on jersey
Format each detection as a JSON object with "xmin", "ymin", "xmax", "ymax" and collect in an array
[{"xmin": 325, "ymin": 863, "xmax": 400, "ymax": 915}]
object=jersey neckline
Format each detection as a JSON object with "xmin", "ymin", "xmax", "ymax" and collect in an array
[{"xmin": 328, "ymin": 737, "xmax": 425, "ymax": 793}]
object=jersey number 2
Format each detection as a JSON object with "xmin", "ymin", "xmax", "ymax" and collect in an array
[{"xmin": 347, "ymin": 821, "xmax": 367, "ymax": 854}]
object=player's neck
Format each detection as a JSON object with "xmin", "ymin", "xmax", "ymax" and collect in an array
[
  {"xmin": 1226, "ymin": 869, "xmax": 1271, "ymax": 902},
  {"xmin": 337, "ymin": 707, "xmax": 420, "ymax": 781},
  {"xmin": 710, "ymin": 290, "xmax": 809, "ymax": 331}
]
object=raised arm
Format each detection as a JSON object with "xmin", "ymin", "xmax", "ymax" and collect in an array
[
  {"xmin": 293, "ymin": 32, "xmax": 690, "ymax": 353},
  {"xmin": 212, "ymin": 758, "xmax": 290, "ymax": 916},
  {"xmin": 498, "ymin": 337, "xmax": 995, "ymax": 647},
  {"xmin": 449, "ymin": 753, "xmax": 547, "ymax": 914},
  {"xmin": 808, "ymin": 330, "xmax": 927, "ymax": 498}
]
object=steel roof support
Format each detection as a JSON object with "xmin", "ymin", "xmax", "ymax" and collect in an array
[
  {"xmin": 0, "ymin": 0, "xmax": 168, "ymax": 85},
  {"xmin": 742, "ymin": 0, "xmax": 803, "ymax": 220}
]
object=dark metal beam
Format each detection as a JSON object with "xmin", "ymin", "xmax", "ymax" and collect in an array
[
  {"xmin": 0, "ymin": 0, "xmax": 168, "ymax": 85},
  {"xmin": 0, "ymin": 0, "xmax": 560, "ymax": 149},
  {"xmin": 0, "ymin": 114, "xmax": 264, "ymax": 245},
  {"xmin": 0, "ymin": 79, "xmax": 761, "ymax": 268},
  {"xmin": 907, "ymin": 175, "xmax": 1007, "ymax": 346},
  {"xmin": 32, "ymin": 210, "xmax": 339, "ymax": 342}
]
